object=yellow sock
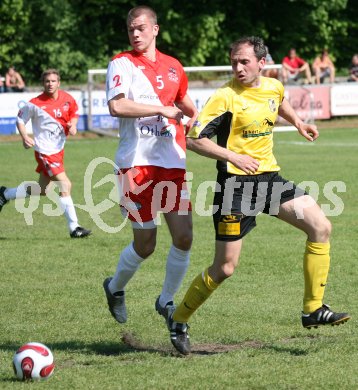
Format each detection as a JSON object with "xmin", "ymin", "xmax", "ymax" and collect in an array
[
  {"xmin": 303, "ymin": 241, "xmax": 330, "ymax": 314},
  {"xmin": 173, "ymin": 268, "xmax": 220, "ymax": 323}
]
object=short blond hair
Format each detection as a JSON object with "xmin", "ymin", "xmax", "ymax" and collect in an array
[
  {"xmin": 127, "ymin": 5, "xmax": 157, "ymax": 26},
  {"xmin": 41, "ymin": 69, "xmax": 60, "ymax": 82}
]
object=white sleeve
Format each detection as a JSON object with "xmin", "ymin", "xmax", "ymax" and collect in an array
[
  {"xmin": 16, "ymin": 103, "xmax": 33, "ymax": 125},
  {"xmin": 106, "ymin": 57, "xmax": 133, "ymax": 102}
]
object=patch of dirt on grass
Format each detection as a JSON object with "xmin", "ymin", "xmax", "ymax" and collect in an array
[
  {"xmin": 121, "ymin": 331, "xmax": 264, "ymax": 356},
  {"xmin": 121, "ymin": 331, "xmax": 148, "ymax": 350},
  {"xmin": 191, "ymin": 340, "xmax": 265, "ymax": 355}
]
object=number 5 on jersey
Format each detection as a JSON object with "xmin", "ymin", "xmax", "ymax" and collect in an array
[{"xmin": 156, "ymin": 75, "xmax": 164, "ymax": 89}]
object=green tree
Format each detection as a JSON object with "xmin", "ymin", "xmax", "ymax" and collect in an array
[
  {"xmin": 0, "ymin": 0, "xmax": 356, "ymax": 84},
  {"xmin": 0, "ymin": 0, "xmax": 29, "ymax": 74}
]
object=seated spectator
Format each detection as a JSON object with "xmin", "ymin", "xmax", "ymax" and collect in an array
[
  {"xmin": 282, "ymin": 48, "xmax": 312, "ymax": 84},
  {"xmin": 312, "ymin": 49, "xmax": 335, "ymax": 84},
  {"xmin": 347, "ymin": 54, "xmax": 358, "ymax": 82},
  {"xmin": 262, "ymin": 46, "xmax": 279, "ymax": 79},
  {"xmin": 0, "ymin": 74, "xmax": 4, "ymax": 93},
  {"xmin": 5, "ymin": 66, "xmax": 25, "ymax": 92}
]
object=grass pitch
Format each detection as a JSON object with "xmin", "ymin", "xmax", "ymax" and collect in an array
[{"xmin": 0, "ymin": 127, "xmax": 357, "ymax": 389}]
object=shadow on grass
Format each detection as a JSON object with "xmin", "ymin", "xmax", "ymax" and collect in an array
[
  {"xmin": 0, "ymin": 332, "xmax": 317, "ymax": 360},
  {"xmin": 0, "ymin": 335, "xmax": 173, "ymax": 359}
]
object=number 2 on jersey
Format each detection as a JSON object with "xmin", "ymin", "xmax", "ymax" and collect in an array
[{"xmin": 113, "ymin": 75, "xmax": 121, "ymax": 87}]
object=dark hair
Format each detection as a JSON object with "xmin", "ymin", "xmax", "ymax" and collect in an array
[
  {"xmin": 127, "ymin": 5, "xmax": 157, "ymax": 25},
  {"xmin": 229, "ymin": 36, "xmax": 267, "ymax": 60},
  {"xmin": 41, "ymin": 69, "xmax": 60, "ymax": 82}
]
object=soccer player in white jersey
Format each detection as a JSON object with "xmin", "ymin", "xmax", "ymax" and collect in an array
[
  {"xmin": 103, "ymin": 5, "xmax": 198, "ymax": 328},
  {"xmin": 0, "ymin": 69, "xmax": 91, "ymax": 238}
]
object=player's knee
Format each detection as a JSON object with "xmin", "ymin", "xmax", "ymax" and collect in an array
[
  {"xmin": 31, "ymin": 184, "xmax": 45, "ymax": 196},
  {"xmin": 210, "ymin": 256, "xmax": 237, "ymax": 283},
  {"xmin": 135, "ymin": 241, "xmax": 156, "ymax": 259},
  {"xmin": 172, "ymin": 231, "xmax": 193, "ymax": 251},
  {"xmin": 64, "ymin": 181, "xmax": 72, "ymax": 194},
  {"xmin": 58, "ymin": 179, "xmax": 72, "ymax": 195},
  {"xmin": 221, "ymin": 261, "xmax": 236, "ymax": 279},
  {"xmin": 312, "ymin": 216, "xmax": 332, "ymax": 242},
  {"xmin": 136, "ymin": 247, "xmax": 155, "ymax": 259},
  {"xmin": 320, "ymin": 217, "xmax": 332, "ymax": 240},
  {"xmin": 220, "ymin": 259, "xmax": 236, "ymax": 279}
]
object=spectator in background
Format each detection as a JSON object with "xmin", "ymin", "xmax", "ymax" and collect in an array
[
  {"xmin": 5, "ymin": 66, "xmax": 25, "ymax": 92},
  {"xmin": 347, "ymin": 54, "xmax": 358, "ymax": 82},
  {"xmin": 262, "ymin": 46, "xmax": 279, "ymax": 79},
  {"xmin": 282, "ymin": 48, "xmax": 312, "ymax": 84},
  {"xmin": 0, "ymin": 73, "xmax": 5, "ymax": 93},
  {"xmin": 312, "ymin": 49, "xmax": 335, "ymax": 84}
]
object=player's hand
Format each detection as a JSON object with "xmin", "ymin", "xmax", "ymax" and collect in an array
[
  {"xmin": 67, "ymin": 122, "xmax": 77, "ymax": 136},
  {"xmin": 298, "ymin": 123, "xmax": 319, "ymax": 142},
  {"xmin": 231, "ymin": 153, "xmax": 260, "ymax": 175},
  {"xmin": 160, "ymin": 106, "xmax": 184, "ymax": 124},
  {"xmin": 22, "ymin": 136, "xmax": 35, "ymax": 149}
]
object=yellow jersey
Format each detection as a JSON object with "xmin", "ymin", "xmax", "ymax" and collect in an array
[{"xmin": 188, "ymin": 76, "xmax": 284, "ymax": 175}]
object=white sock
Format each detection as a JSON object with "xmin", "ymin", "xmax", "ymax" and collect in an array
[
  {"xmin": 109, "ymin": 242, "xmax": 145, "ymax": 293},
  {"xmin": 4, "ymin": 184, "xmax": 29, "ymax": 200},
  {"xmin": 159, "ymin": 245, "xmax": 190, "ymax": 307},
  {"xmin": 59, "ymin": 196, "xmax": 79, "ymax": 232}
]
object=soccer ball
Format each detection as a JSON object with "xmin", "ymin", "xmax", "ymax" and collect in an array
[{"xmin": 13, "ymin": 342, "xmax": 55, "ymax": 381}]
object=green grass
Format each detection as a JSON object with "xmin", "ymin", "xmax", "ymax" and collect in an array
[{"xmin": 0, "ymin": 128, "xmax": 357, "ymax": 389}]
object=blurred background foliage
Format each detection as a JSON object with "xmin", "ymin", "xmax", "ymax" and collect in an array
[{"xmin": 0, "ymin": 0, "xmax": 356, "ymax": 84}]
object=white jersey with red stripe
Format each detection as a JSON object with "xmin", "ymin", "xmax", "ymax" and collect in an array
[
  {"xmin": 106, "ymin": 49, "xmax": 188, "ymax": 169},
  {"xmin": 16, "ymin": 90, "xmax": 79, "ymax": 155}
]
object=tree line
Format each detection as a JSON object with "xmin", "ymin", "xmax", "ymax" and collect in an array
[{"xmin": 0, "ymin": 0, "xmax": 356, "ymax": 85}]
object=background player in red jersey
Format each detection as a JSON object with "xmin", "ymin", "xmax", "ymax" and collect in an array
[
  {"xmin": 103, "ymin": 6, "xmax": 198, "ymax": 326},
  {"xmin": 0, "ymin": 69, "xmax": 91, "ymax": 238}
]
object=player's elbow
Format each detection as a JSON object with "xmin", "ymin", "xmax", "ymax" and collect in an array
[
  {"xmin": 108, "ymin": 95, "xmax": 127, "ymax": 117},
  {"xmin": 108, "ymin": 102, "xmax": 121, "ymax": 117},
  {"xmin": 186, "ymin": 137, "xmax": 197, "ymax": 151}
]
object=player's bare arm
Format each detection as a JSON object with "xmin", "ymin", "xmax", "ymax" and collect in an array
[
  {"xmin": 67, "ymin": 118, "xmax": 78, "ymax": 136},
  {"xmin": 16, "ymin": 121, "xmax": 34, "ymax": 149},
  {"xmin": 278, "ymin": 98, "xmax": 319, "ymax": 142},
  {"xmin": 175, "ymin": 94, "xmax": 199, "ymax": 133},
  {"xmin": 187, "ymin": 137, "xmax": 259, "ymax": 174},
  {"xmin": 108, "ymin": 93, "xmax": 183, "ymax": 122}
]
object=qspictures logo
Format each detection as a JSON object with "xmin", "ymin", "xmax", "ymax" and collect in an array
[{"xmin": 13, "ymin": 157, "xmax": 347, "ymax": 233}]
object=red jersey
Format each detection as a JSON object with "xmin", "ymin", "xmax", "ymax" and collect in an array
[
  {"xmin": 282, "ymin": 56, "xmax": 306, "ymax": 73},
  {"xmin": 106, "ymin": 49, "xmax": 188, "ymax": 170},
  {"xmin": 16, "ymin": 90, "xmax": 79, "ymax": 155}
]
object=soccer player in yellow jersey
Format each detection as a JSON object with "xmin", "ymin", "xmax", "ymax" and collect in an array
[{"xmin": 163, "ymin": 36, "xmax": 350, "ymax": 355}]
